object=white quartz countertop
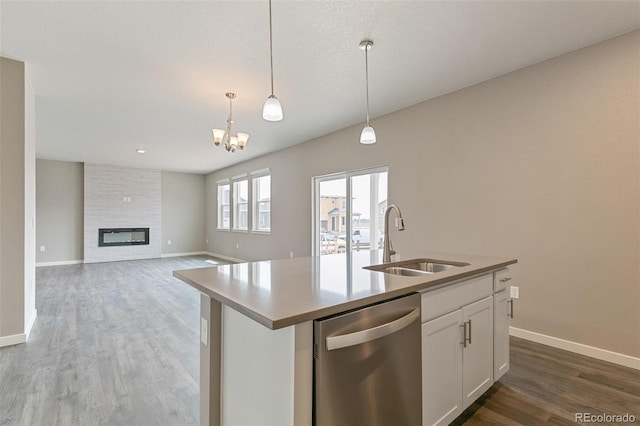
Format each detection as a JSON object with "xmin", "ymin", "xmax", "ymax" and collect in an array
[{"xmin": 173, "ymin": 250, "xmax": 517, "ymax": 330}]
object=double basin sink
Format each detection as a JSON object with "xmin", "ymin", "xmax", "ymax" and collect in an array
[{"xmin": 364, "ymin": 258, "xmax": 470, "ymax": 277}]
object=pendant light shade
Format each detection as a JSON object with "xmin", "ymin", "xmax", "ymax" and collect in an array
[
  {"xmin": 263, "ymin": 95, "xmax": 283, "ymax": 121},
  {"xmin": 359, "ymin": 40, "xmax": 376, "ymax": 144},
  {"xmin": 360, "ymin": 126, "xmax": 376, "ymax": 145},
  {"xmin": 263, "ymin": 0, "xmax": 283, "ymax": 121}
]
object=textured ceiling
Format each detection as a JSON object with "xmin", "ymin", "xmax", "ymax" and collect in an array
[{"xmin": 1, "ymin": 1, "xmax": 639, "ymax": 174}]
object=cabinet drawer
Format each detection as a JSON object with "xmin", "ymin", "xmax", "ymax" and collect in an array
[
  {"xmin": 493, "ymin": 268, "xmax": 512, "ymax": 292},
  {"xmin": 421, "ymin": 274, "xmax": 492, "ymax": 323}
]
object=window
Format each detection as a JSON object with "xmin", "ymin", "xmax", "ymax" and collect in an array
[
  {"xmin": 313, "ymin": 166, "xmax": 388, "ymax": 255},
  {"xmin": 233, "ymin": 177, "xmax": 248, "ymax": 231},
  {"xmin": 217, "ymin": 180, "xmax": 230, "ymax": 229},
  {"xmin": 252, "ymin": 172, "xmax": 271, "ymax": 232}
]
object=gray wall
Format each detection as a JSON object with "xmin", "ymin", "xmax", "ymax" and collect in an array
[
  {"xmin": 205, "ymin": 31, "xmax": 640, "ymax": 357},
  {"xmin": 36, "ymin": 160, "xmax": 84, "ymax": 263},
  {"xmin": 35, "ymin": 161, "xmax": 206, "ymax": 262},
  {"xmin": 0, "ymin": 57, "xmax": 36, "ymax": 342},
  {"xmin": 161, "ymin": 171, "xmax": 206, "ymax": 255}
]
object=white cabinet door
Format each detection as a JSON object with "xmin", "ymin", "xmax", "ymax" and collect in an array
[
  {"xmin": 493, "ymin": 289, "xmax": 510, "ymax": 381},
  {"xmin": 421, "ymin": 309, "xmax": 463, "ymax": 426},
  {"xmin": 461, "ymin": 296, "xmax": 493, "ymax": 409}
]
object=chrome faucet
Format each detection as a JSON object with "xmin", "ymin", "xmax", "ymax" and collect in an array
[{"xmin": 383, "ymin": 204, "xmax": 405, "ymax": 263}]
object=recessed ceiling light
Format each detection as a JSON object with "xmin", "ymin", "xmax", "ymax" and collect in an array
[{"xmin": 136, "ymin": 149, "xmax": 146, "ymax": 154}]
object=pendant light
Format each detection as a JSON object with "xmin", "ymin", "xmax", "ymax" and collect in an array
[
  {"xmin": 359, "ymin": 40, "xmax": 376, "ymax": 144},
  {"xmin": 262, "ymin": 0, "xmax": 283, "ymax": 121}
]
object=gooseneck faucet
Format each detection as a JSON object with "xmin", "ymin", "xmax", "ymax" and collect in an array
[{"xmin": 383, "ymin": 204, "xmax": 405, "ymax": 263}]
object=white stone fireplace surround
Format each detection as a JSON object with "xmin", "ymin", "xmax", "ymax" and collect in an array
[{"xmin": 84, "ymin": 164, "xmax": 161, "ymax": 263}]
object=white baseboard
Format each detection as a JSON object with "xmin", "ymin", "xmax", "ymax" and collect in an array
[
  {"xmin": 25, "ymin": 309, "xmax": 37, "ymax": 341},
  {"xmin": 161, "ymin": 251, "xmax": 208, "ymax": 258},
  {"xmin": 510, "ymin": 326, "xmax": 640, "ymax": 370},
  {"xmin": 205, "ymin": 251, "xmax": 246, "ymax": 263},
  {"xmin": 36, "ymin": 260, "xmax": 83, "ymax": 267},
  {"xmin": 0, "ymin": 333, "xmax": 26, "ymax": 348}
]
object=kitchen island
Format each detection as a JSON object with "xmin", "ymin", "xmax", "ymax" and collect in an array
[{"xmin": 174, "ymin": 250, "xmax": 517, "ymax": 426}]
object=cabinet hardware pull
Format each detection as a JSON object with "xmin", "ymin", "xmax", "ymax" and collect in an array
[
  {"xmin": 467, "ymin": 320, "xmax": 472, "ymax": 344},
  {"xmin": 508, "ymin": 300, "xmax": 514, "ymax": 319},
  {"xmin": 460, "ymin": 323, "xmax": 467, "ymax": 348},
  {"xmin": 500, "ymin": 277, "xmax": 512, "ymax": 283}
]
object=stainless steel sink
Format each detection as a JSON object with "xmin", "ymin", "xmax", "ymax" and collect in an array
[{"xmin": 364, "ymin": 258, "xmax": 470, "ymax": 276}]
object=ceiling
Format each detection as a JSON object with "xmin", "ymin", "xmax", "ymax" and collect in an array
[{"xmin": 1, "ymin": 1, "xmax": 639, "ymax": 174}]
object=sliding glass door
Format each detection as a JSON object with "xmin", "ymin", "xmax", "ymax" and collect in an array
[{"xmin": 313, "ymin": 167, "xmax": 388, "ymax": 256}]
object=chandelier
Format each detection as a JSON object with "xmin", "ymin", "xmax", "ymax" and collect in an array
[{"xmin": 212, "ymin": 92, "xmax": 249, "ymax": 152}]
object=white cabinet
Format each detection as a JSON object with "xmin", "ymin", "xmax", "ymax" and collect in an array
[
  {"xmin": 462, "ymin": 297, "xmax": 494, "ymax": 408},
  {"xmin": 421, "ymin": 310, "xmax": 463, "ymax": 426},
  {"xmin": 421, "ymin": 291, "xmax": 493, "ymax": 426}
]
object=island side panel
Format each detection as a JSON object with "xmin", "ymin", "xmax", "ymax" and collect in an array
[
  {"xmin": 294, "ymin": 321, "xmax": 313, "ymax": 426},
  {"xmin": 221, "ymin": 306, "xmax": 312, "ymax": 426},
  {"xmin": 200, "ymin": 295, "xmax": 222, "ymax": 426}
]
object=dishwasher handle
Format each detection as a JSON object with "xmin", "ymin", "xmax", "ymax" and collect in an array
[{"xmin": 325, "ymin": 308, "xmax": 420, "ymax": 351}]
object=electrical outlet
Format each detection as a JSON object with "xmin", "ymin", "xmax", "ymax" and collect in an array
[
  {"xmin": 205, "ymin": 238, "xmax": 209, "ymax": 244},
  {"xmin": 40, "ymin": 246, "xmax": 45, "ymax": 252},
  {"xmin": 200, "ymin": 318, "xmax": 208, "ymax": 346},
  {"xmin": 167, "ymin": 240, "xmax": 172, "ymax": 245},
  {"xmin": 290, "ymin": 251, "xmax": 294, "ymax": 258},
  {"xmin": 510, "ymin": 286, "xmax": 520, "ymax": 299},
  {"xmin": 236, "ymin": 243, "xmax": 239, "ymax": 249}
]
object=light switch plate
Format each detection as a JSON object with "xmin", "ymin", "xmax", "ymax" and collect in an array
[
  {"xmin": 200, "ymin": 318, "xmax": 208, "ymax": 346},
  {"xmin": 510, "ymin": 286, "xmax": 520, "ymax": 299}
]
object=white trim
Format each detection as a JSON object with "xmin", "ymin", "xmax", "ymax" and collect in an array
[
  {"xmin": 250, "ymin": 168, "xmax": 271, "ymax": 177},
  {"xmin": 25, "ymin": 309, "xmax": 37, "ymax": 341},
  {"xmin": 0, "ymin": 333, "xmax": 26, "ymax": 348},
  {"xmin": 205, "ymin": 251, "xmax": 246, "ymax": 263},
  {"xmin": 510, "ymin": 327, "xmax": 640, "ymax": 370},
  {"xmin": 36, "ymin": 260, "xmax": 83, "ymax": 267},
  {"xmin": 217, "ymin": 178, "xmax": 230, "ymax": 185},
  {"xmin": 231, "ymin": 173, "xmax": 248, "ymax": 181},
  {"xmin": 161, "ymin": 251, "xmax": 209, "ymax": 258}
]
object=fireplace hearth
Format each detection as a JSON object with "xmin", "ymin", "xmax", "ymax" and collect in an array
[{"xmin": 99, "ymin": 228, "xmax": 149, "ymax": 247}]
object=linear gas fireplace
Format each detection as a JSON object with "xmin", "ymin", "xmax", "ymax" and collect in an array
[{"xmin": 99, "ymin": 228, "xmax": 150, "ymax": 247}]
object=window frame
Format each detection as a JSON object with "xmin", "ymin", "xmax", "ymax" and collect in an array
[
  {"xmin": 217, "ymin": 179, "xmax": 231, "ymax": 230},
  {"xmin": 232, "ymin": 174, "xmax": 249, "ymax": 232},
  {"xmin": 251, "ymin": 169, "xmax": 271, "ymax": 234}
]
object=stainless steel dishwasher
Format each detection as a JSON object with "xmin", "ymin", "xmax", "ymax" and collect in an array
[{"xmin": 313, "ymin": 293, "xmax": 422, "ymax": 425}]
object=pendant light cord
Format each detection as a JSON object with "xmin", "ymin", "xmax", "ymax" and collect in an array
[
  {"xmin": 268, "ymin": 0, "xmax": 275, "ymax": 96},
  {"xmin": 365, "ymin": 45, "xmax": 370, "ymax": 126}
]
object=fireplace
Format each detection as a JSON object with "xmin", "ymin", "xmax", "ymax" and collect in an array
[{"xmin": 99, "ymin": 228, "xmax": 150, "ymax": 247}]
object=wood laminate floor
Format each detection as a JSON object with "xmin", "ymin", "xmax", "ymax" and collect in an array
[
  {"xmin": 454, "ymin": 337, "xmax": 640, "ymax": 425},
  {"xmin": 1, "ymin": 256, "xmax": 638, "ymax": 425},
  {"xmin": 0, "ymin": 255, "xmax": 229, "ymax": 426}
]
